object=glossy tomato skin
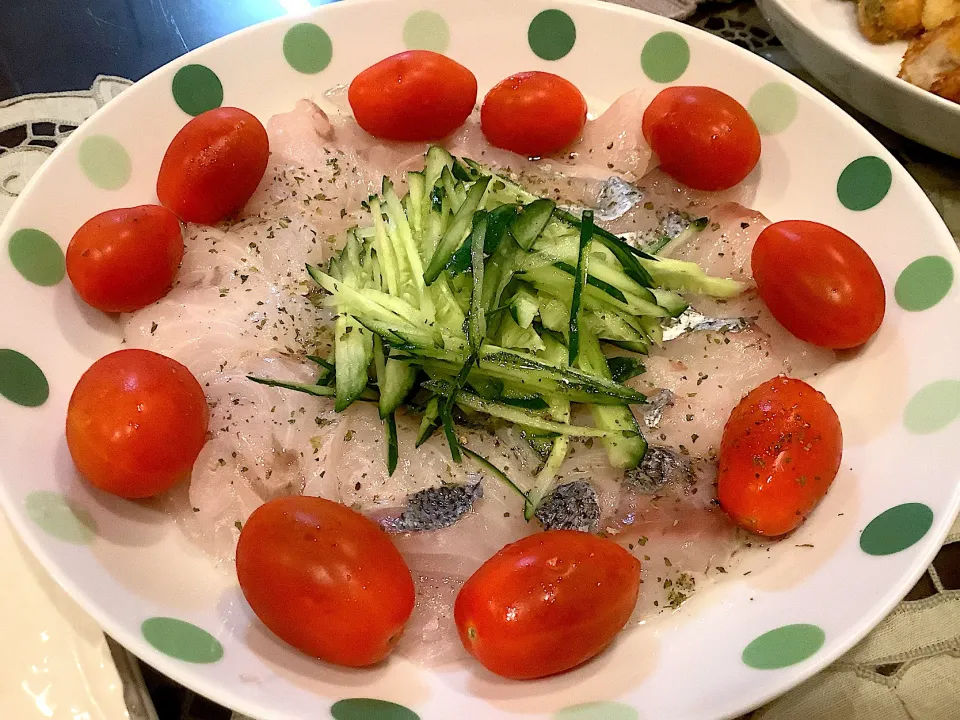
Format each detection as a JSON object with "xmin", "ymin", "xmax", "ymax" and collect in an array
[
  {"xmin": 718, "ymin": 376, "xmax": 842, "ymax": 537},
  {"xmin": 66, "ymin": 205, "xmax": 183, "ymax": 313},
  {"xmin": 66, "ymin": 349, "xmax": 208, "ymax": 498},
  {"xmin": 236, "ymin": 496, "xmax": 415, "ymax": 667},
  {"xmin": 752, "ymin": 220, "xmax": 885, "ymax": 349},
  {"xmin": 157, "ymin": 107, "xmax": 269, "ymax": 224},
  {"xmin": 480, "ymin": 71, "xmax": 587, "ymax": 157},
  {"xmin": 454, "ymin": 530, "xmax": 640, "ymax": 680},
  {"xmin": 349, "ymin": 50, "xmax": 477, "ymax": 141},
  {"xmin": 641, "ymin": 86, "xmax": 761, "ymax": 191}
]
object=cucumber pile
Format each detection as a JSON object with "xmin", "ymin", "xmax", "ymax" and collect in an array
[{"xmin": 251, "ymin": 147, "xmax": 746, "ymax": 519}]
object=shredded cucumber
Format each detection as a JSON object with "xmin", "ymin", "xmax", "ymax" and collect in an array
[{"xmin": 256, "ymin": 145, "xmax": 748, "ymax": 518}]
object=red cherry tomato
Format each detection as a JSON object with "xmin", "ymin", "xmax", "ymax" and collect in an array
[
  {"xmin": 66, "ymin": 205, "xmax": 183, "ymax": 313},
  {"xmin": 454, "ymin": 530, "xmax": 640, "ymax": 680},
  {"xmin": 236, "ymin": 496, "xmax": 415, "ymax": 667},
  {"xmin": 718, "ymin": 377, "xmax": 843, "ymax": 537},
  {"xmin": 348, "ymin": 50, "xmax": 477, "ymax": 141},
  {"xmin": 641, "ymin": 86, "xmax": 761, "ymax": 191},
  {"xmin": 480, "ymin": 71, "xmax": 588, "ymax": 157},
  {"xmin": 752, "ymin": 220, "xmax": 886, "ymax": 349},
  {"xmin": 66, "ymin": 349, "xmax": 208, "ymax": 498},
  {"xmin": 157, "ymin": 107, "xmax": 269, "ymax": 224}
]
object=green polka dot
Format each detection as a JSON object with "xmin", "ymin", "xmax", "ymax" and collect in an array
[
  {"xmin": 748, "ymin": 82, "xmax": 798, "ymax": 135},
  {"xmin": 25, "ymin": 491, "xmax": 97, "ymax": 545},
  {"xmin": 895, "ymin": 255, "xmax": 953, "ymax": 311},
  {"xmin": 78, "ymin": 135, "xmax": 131, "ymax": 190},
  {"xmin": 641, "ymin": 32, "xmax": 690, "ymax": 83},
  {"xmin": 528, "ymin": 9, "xmax": 576, "ymax": 61},
  {"xmin": 8, "ymin": 228, "xmax": 65, "ymax": 286},
  {"xmin": 556, "ymin": 701, "xmax": 638, "ymax": 720},
  {"xmin": 330, "ymin": 699, "xmax": 419, "ymax": 720},
  {"xmin": 837, "ymin": 156, "xmax": 892, "ymax": 211},
  {"xmin": 141, "ymin": 617, "xmax": 223, "ymax": 664},
  {"xmin": 860, "ymin": 503, "xmax": 934, "ymax": 556},
  {"xmin": 903, "ymin": 379, "xmax": 960, "ymax": 434},
  {"xmin": 0, "ymin": 349, "xmax": 49, "ymax": 407},
  {"xmin": 283, "ymin": 23, "xmax": 333, "ymax": 75},
  {"xmin": 171, "ymin": 65, "xmax": 223, "ymax": 116},
  {"xmin": 403, "ymin": 11, "xmax": 449, "ymax": 53},
  {"xmin": 742, "ymin": 624, "xmax": 825, "ymax": 670}
]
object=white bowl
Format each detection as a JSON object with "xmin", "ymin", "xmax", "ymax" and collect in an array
[
  {"xmin": 2, "ymin": 1, "xmax": 959, "ymax": 718},
  {"xmin": 758, "ymin": 0, "xmax": 960, "ymax": 158}
]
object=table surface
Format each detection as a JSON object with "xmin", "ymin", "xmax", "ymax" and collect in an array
[{"xmin": 2, "ymin": 2, "xmax": 958, "ymax": 719}]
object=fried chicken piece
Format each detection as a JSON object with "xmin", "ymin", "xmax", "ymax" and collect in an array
[
  {"xmin": 900, "ymin": 18, "xmax": 960, "ymax": 100},
  {"xmin": 922, "ymin": 0, "xmax": 960, "ymax": 30},
  {"xmin": 858, "ymin": 0, "xmax": 925, "ymax": 42}
]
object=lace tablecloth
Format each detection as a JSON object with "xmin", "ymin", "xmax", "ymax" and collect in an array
[{"xmin": 1, "ymin": 3, "xmax": 957, "ymax": 719}]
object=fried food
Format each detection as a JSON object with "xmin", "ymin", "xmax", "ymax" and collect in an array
[
  {"xmin": 900, "ymin": 17, "xmax": 960, "ymax": 100},
  {"xmin": 922, "ymin": 0, "xmax": 960, "ymax": 29},
  {"xmin": 857, "ymin": 0, "xmax": 925, "ymax": 42}
]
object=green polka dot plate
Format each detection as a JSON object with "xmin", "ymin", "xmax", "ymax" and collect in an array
[{"xmin": 1, "ymin": 1, "xmax": 958, "ymax": 719}]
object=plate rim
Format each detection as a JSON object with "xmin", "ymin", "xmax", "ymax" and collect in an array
[{"xmin": 760, "ymin": 0, "xmax": 960, "ymax": 117}]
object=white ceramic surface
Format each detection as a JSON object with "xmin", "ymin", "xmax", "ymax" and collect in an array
[
  {"xmin": 2, "ymin": 1, "xmax": 959, "ymax": 719},
  {"xmin": 758, "ymin": 0, "xmax": 960, "ymax": 158}
]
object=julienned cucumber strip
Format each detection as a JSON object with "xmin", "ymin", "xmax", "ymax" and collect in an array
[
  {"xmin": 524, "ymin": 331, "xmax": 571, "ymax": 519},
  {"xmin": 639, "ymin": 255, "xmax": 748, "ymax": 297},
  {"xmin": 576, "ymin": 328, "xmax": 647, "ymax": 469},
  {"xmin": 423, "ymin": 380, "xmax": 608, "ymax": 437},
  {"xmin": 247, "ymin": 376, "xmax": 378, "ymax": 402},
  {"xmin": 439, "ymin": 352, "xmax": 477, "ymax": 463},
  {"xmin": 416, "ymin": 395, "xmax": 441, "ymax": 447},
  {"xmin": 425, "ymin": 176, "xmax": 491, "ymax": 284},
  {"xmin": 568, "ymin": 210, "xmax": 594, "ymax": 366},
  {"xmin": 335, "ymin": 313, "xmax": 373, "ymax": 412},
  {"xmin": 460, "ymin": 445, "xmax": 531, "ymax": 507},
  {"xmin": 468, "ymin": 211, "xmax": 488, "ymax": 354},
  {"xmin": 554, "ymin": 261, "xmax": 627, "ymax": 304},
  {"xmin": 510, "ymin": 198, "xmax": 555, "ymax": 250},
  {"xmin": 384, "ymin": 412, "xmax": 399, "ymax": 476}
]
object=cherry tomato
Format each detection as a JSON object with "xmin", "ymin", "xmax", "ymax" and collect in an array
[
  {"xmin": 454, "ymin": 530, "xmax": 640, "ymax": 680},
  {"xmin": 641, "ymin": 86, "xmax": 761, "ymax": 191},
  {"xmin": 66, "ymin": 205, "xmax": 183, "ymax": 313},
  {"xmin": 718, "ymin": 377, "xmax": 842, "ymax": 537},
  {"xmin": 236, "ymin": 496, "xmax": 415, "ymax": 667},
  {"xmin": 66, "ymin": 349, "xmax": 208, "ymax": 498},
  {"xmin": 480, "ymin": 71, "xmax": 587, "ymax": 158},
  {"xmin": 157, "ymin": 107, "xmax": 269, "ymax": 224},
  {"xmin": 348, "ymin": 50, "xmax": 477, "ymax": 141},
  {"xmin": 752, "ymin": 220, "xmax": 885, "ymax": 349}
]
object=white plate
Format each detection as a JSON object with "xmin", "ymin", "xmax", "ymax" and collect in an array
[
  {"xmin": 2, "ymin": 1, "xmax": 959, "ymax": 718},
  {"xmin": 759, "ymin": 0, "xmax": 960, "ymax": 158}
]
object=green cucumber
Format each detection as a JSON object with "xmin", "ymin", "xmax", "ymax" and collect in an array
[
  {"xmin": 510, "ymin": 198, "xmax": 555, "ymax": 250},
  {"xmin": 509, "ymin": 284, "xmax": 540, "ymax": 329},
  {"xmin": 499, "ymin": 312, "xmax": 545, "ymax": 352},
  {"xmin": 424, "ymin": 176, "xmax": 491, "ymax": 284},
  {"xmin": 247, "ymin": 376, "xmax": 378, "ymax": 402},
  {"xmin": 424, "ymin": 145, "xmax": 455, "ymax": 188},
  {"xmin": 460, "ymin": 445, "xmax": 531, "ymax": 506},
  {"xmin": 424, "ymin": 380, "xmax": 607, "ymax": 437},
  {"xmin": 568, "ymin": 210, "xmax": 593, "ymax": 366},
  {"xmin": 639, "ymin": 256, "xmax": 748, "ymax": 298},
  {"xmin": 416, "ymin": 396, "xmax": 441, "ymax": 447},
  {"xmin": 576, "ymin": 329, "xmax": 647, "ymax": 468},
  {"xmin": 334, "ymin": 313, "xmax": 373, "ymax": 412},
  {"xmin": 650, "ymin": 287, "xmax": 688, "ymax": 317},
  {"xmin": 468, "ymin": 211, "xmax": 488, "ymax": 354}
]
